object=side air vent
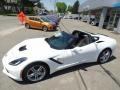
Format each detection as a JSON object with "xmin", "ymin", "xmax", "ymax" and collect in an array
[{"xmin": 19, "ymin": 45, "xmax": 27, "ymax": 51}]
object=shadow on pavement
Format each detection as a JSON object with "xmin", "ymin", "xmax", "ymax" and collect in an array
[{"xmin": 27, "ymin": 28, "xmax": 58, "ymax": 32}]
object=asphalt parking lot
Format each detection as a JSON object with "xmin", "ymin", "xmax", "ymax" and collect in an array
[{"xmin": 0, "ymin": 18, "xmax": 120, "ymax": 90}]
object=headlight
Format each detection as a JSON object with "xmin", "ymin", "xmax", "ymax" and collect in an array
[{"xmin": 9, "ymin": 57, "xmax": 27, "ymax": 66}]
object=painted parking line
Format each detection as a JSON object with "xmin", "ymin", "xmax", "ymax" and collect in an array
[{"xmin": 0, "ymin": 26, "xmax": 24, "ymax": 36}]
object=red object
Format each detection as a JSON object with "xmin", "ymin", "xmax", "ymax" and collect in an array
[{"xmin": 17, "ymin": 11, "xmax": 26, "ymax": 24}]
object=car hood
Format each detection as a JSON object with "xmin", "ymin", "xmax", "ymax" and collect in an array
[{"xmin": 4, "ymin": 38, "xmax": 61, "ymax": 62}]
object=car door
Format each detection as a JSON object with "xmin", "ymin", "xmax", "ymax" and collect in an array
[
  {"xmin": 33, "ymin": 18, "xmax": 42, "ymax": 29},
  {"xmin": 28, "ymin": 17, "xmax": 36, "ymax": 28},
  {"xmin": 55, "ymin": 42, "xmax": 98, "ymax": 70},
  {"xmin": 71, "ymin": 42, "xmax": 98, "ymax": 63},
  {"xmin": 53, "ymin": 49, "xmax": 78, "ymax": 70}
]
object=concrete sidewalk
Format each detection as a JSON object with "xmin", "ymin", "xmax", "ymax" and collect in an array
[{"xmin": 0, "ymin": 16, "xmax": 23, "ymax": 35}]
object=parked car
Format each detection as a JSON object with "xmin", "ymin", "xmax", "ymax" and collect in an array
[
  {"xmin": 40, "ymin": 16, "xmax": 58, "ymax": 26},
  {"xmin": 25, "ymin": 16, "xmax": 57, "ymax": 31},
  {"xmin": 45, "ymin": 15, "xmax": 61, "ymax": 25},
  {"xmin": 40, "ymin": 16, "xmax": 57, "ymax": 26},
  {"xmin": 89, "ymin": 15, "xmax": 99, "ymax": 26},
  {"xmin": 90, "ymin": 18, "xmax": 99, "ymax": 26},
  {"xmin": 58, "ymin": 13, "xmax": 65, "ymax": 18},
  {"xmin": 39, "ymin": 12, "xmax": 47, "ymax": 15},
  {"xmin": 82, "ymin": 15, "xmax": 89, "ymax": 22},
  {"xmin": 2, "ymin": 30, "xmax": 116, "ymax": 82}
]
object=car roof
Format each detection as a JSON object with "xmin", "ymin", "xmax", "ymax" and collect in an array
[{"xmin": 28, "ymin": 16, "xmax": 40, "ymax": 18}]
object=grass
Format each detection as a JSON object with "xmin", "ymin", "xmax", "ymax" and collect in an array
[{"xmin": 0, "ymin": 12, "xmax": 17, "ymax": 16}]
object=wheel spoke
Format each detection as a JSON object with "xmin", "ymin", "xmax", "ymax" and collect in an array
[
  {"xmin": 27, "ymin": 65, "xmax": 46, "ymax": 82},
  {"xmin": 100, "ymin": 56, "xmax": 105, "ymax": 60},
  {"xmin": 27, "ymin": 73, "xmax": 35, "ymax": 78},
  {"xmin": 37, "ymin": 66, "xmax": 45, "ymax": 76},
  {"xmin": 34, "ymin": 73, "xmax": 39, "ymax": 81},
  {"xmin": 31, "ymin": 67, "xmax": 36, "ymax": 73},
  {"xmin": 99, "ymin": 50, "xmax": 111, "ymax": 63},
  {"xmin": 37, "ymin": 66, "xmax": 43, "ymax": 71}
]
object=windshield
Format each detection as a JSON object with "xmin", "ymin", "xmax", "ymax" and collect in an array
[
  {"xmin": 41, "ymin": 16, "xmax": 50, "ymax": 22},
  {"xmin": 46, "ymin": 15, "xmax": 58, "ymax": 21},
  {"xmin": 45, "ymin": 31, "xmax": 76, "ymax": 50}
]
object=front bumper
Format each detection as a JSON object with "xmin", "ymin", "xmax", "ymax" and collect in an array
[
  {"xmin": 3, "ymin": 67, "xmax": 22, "ymax": 81},
  {"xmin": 2, "ymin": 56, "xmax": 23, "ymax": 81},
  {"xmin": 48, "ymin": 25, "xmax": 57, "ymax": 30}
]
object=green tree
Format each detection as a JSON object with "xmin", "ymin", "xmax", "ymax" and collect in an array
[
  {"xmin": 67, "ymin": 5, "xmax": 73, "ymax": 12},
  {"xmin": 56, "ymin": 2, "xmax": 67, "ymax": 13},
  {"xmin": 0, "ymin": 0, "xmax": 5, "ymax": 3},
  {"xmin": 72, "ymin": 0, "xmax": 79, "ymax": 14},
  {"xmin": 0, "ymin": 0, "xmax": 6, "ymax": 11},
  {"xmin": 36, "ymin": 1, "xmax": 43, "ymax": 8}
]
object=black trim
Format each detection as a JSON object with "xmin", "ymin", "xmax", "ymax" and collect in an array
[
  {"xmin": 19, "ymin": 45, "xmax": 27, "ymax": 51},
  {"xmin": 96, "ymin": 41, "xmax": 104, "ymax": 43},
  {"xmin": 49, "ymin": 58, "xmax": 63, "ymax": 64}
]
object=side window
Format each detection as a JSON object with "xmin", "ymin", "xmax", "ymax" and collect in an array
[
  {"xmin": 34, "ymin": 18, "xmax": 38, "ymax": 21},
  {"xmin": 78, "ymin": 35, "xmax": 90, "ymax": 47},
  {"xmin": 29, "ymin": 17, "xmax": 34, "ymax": 20},
  {"xmin": 34, "ymin": 18, "xmax": 41, "ymax": 22}
]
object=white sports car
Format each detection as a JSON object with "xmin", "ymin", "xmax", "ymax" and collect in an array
[{"xmin": 2, "ymin": 30, "xmax": 117, "ymax": 82}]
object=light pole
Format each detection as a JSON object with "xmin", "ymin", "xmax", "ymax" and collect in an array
[
  {"xmin": 54, "ymin": 0, "xmax": 56, "ymax": 12},
  {"xmin": 54, "ymin": 0, "xmax": 58, "ymax": 13}
]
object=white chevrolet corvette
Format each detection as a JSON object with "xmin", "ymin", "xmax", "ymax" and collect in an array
[{"xmin": 2, "ymin": 30, "xmax": 117, "ymax": 82}]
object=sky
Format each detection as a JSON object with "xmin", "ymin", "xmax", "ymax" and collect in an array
[{"xmin": 41, "ymin": 0, "xmax": 87, "ymax": 10}]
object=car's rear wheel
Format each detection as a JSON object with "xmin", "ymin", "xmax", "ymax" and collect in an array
[
  {"xmin": 42, "ymin": 26, "xmax": 48, "ymax": 32},
  {"xmin": 22, "ymin": 63, "xmax": 49, "ymax": 82},
  {"xmin": 98, "ymin": 49, "xmax": 112, "ymax": 64},
  {"xmin": 25, "ymin": 23, "xmax": 30, "ymax": 29}
]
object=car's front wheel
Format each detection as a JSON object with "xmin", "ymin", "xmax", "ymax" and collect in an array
[
  {"xmin": 42, "ymin": 26, "xmax": 48, "ymax": 32},
  {"xmin": 98, "ymin": 49, "xmax": 112, "ymax": 64},
  {"xmin": 22, "ymin": 63, "xmax": 49, "ymax": 82}
]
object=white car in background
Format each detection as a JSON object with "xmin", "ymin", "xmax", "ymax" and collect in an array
[{"xmin": 2, "ymin": 30, "xmax": 117, "ymax": 82}]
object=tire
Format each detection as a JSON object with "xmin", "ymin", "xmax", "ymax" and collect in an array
[
  {"xmin": 91, "ymin": 21, "xmax": 95, "ymax": 26},
  {"xmin": 42, "ymin": 26, "xmax": 48, "ymax": 32},
  {"xmin": 25, "ymin": 23, "xmax": 30, "ymax": 29},
  {"xmin": 22, "ymin": 62, "xmax": 49, "ymax": 82},
  {"xmin": 97, "ymin": 49, "xmax": 112, "ymax": 64}
]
